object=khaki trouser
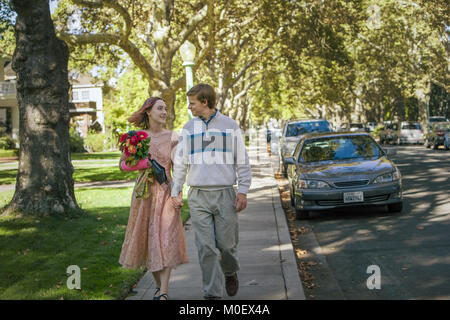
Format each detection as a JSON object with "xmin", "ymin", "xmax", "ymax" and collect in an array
[{"xmin": 187, "ymin": 187, "xmax": 240, "ymax": 298}]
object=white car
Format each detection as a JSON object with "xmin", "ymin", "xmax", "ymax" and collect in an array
[{"xmin": 394, "ymin": 122, "xmax": 424, "ymax": 145}]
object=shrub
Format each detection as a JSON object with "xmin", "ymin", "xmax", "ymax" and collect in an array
[
  {"xmin": 84, "ymin": 132, "xmax": 107, "ymax": 153},
  {"xmin": 69, "ymin": 127, "xmax": 86, "ymax": 153},
  {"xmin": 0, "ymin": 136, "xmax": 17, "ymax": 150}
]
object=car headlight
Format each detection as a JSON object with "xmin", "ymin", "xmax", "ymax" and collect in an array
[
  {"xmin": 374, "ymin": 168, "xmax": 401, "ymax": 184},
  {"xmin": 297, "ymin": 179, "xmax": 330, "ymax": 189}
]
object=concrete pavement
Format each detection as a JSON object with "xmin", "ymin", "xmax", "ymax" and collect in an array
[{"xmin": 126, "ymin": 130, "xmax": 305, "ymax": 300}]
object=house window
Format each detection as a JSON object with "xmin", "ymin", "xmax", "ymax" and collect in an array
[
  {"xmin": 82, "ymin": 90, "xmax": 90, "ymax": 100},
  {"xmin": 72, "ymin": 91, "xmax": 79, "ymax": 100}
]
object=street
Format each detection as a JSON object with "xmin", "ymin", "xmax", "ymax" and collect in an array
[{"xmin": 271, "ymin": 138, "xmax": 450, "ymax": 299}]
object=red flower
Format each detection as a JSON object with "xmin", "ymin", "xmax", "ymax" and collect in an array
[
  {"xmin": 124, "ymin": 147, "xmax": 130, "ymax": 158},
  {"xmin": 119, "ymin": 133, "xmax": 127, "ymax": 143},
  {"xmin": 130, "ymin": 136, "xmax": 138, "ymax": 145},
  {"xmin": 137, "ymin": 131, "xmax": 148, "ymax": 140}
]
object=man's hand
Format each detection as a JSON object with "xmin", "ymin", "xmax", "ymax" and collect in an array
[
  {"xmin": 234, "ymin": 193, "xmax": 247, "ymax": 212},
  {"xmin": 171, "ymin": 192, "xmax": 183, "ymax": 210}
]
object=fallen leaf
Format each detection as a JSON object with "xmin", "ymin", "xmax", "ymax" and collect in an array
[
  {"xmin": 416, "ymin": 226, "xmax": 425, "ymax": 230},
  {"xmin": 101, "ymin": 241, "xmax": 108, "ymax": 245},
  {"xmin": 59, "ymin": 297, "xmax": 64, "ymax": 300},
  {"xmin": 401, "ymin": 268, "xmax": 408, "ymax": 271},
  {"xmin": 109, "ymin": 284, "xmax": 113, "ymax": 288},
  {"xmin": 307, "ymin": 261, "xmax": 318, "ymax": 266},
  {"xmin": 97, "ymin": 230, "xmax": 103, "ymax": 234},
  {"xmin": 104, "ymin": 291, "xmax": 111, "ymax": 295},
  {"xmin": 82, "ymin": 268, "xmax": 88, "ymax": 271}
]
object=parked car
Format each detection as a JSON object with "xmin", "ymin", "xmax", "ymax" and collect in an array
[
  {"xmin": 428, "ymin": 116, "xmax": 449, "ymax": 124},
  {"xmin": 425, "ymin": 122, "xmax": 450, "ymax": 150},
  {"xmin": 365, "ymin": 122, "xmax": 378, "ymax": 132},
  {"xmin": 378, "ymin": 122, "xmax": 399, "ymax": 144},
  {"xmin": 426, "ymin": 116, "xmax": 449, "ymax": 133},
  {"xmin": 278, "ymin": 119, "xmax": 332, "ymax": 177},
  {"xmin": 337, "ymin": 123, "xmax": 366, "ymax": 132},
  {"xmin": 284, "ymin": 132, "xmax": 403, "ymax": 220},
  {"xmin": 393, "ymin": 121, "xmax": 424, "ymax": 145}
]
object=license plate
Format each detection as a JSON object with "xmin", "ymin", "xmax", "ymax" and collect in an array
[{"xmin": 343, "ymin": 191, "xmax": 364, "ymax": 203}]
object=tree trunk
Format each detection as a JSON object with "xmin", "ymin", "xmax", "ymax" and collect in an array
[{"xmin": 2, "ymin": 0, "xmax": 79, "ymax": 217}]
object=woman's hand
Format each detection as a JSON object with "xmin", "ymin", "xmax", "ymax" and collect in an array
[{"xmin": 171, "ymin": 192, "xmax": 183, "ymax": 210}]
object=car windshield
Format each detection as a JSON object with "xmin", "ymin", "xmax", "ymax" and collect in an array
[
  {"xmin": 386, "ymin": 124, "xmax": 398, "ymax": 130},
  {"xmin": 300, "ymin": 135, "xmax": 384, "ymax": 163},
  {"xmin": 430, "ymin": 117, "xmax": 447, "ymax": 122},
  {"xmin": 402, "ymin": 123, "xmax": 421, "ymax": 130},
  {"xmin": 286, "ymin": 121, "xmax": 332, "ymax": 137},
  {"xmin": 350, "ymin": 123, "xmax": 364, "ymax": 128},
  {"xmin": 436, "ymin": 123, "xmax": 450, "ymax": 131}
]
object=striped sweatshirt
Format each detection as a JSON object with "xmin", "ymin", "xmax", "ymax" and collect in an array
[{"xmin": 171, "ymin": 110, "xmax": 252, "ymax": 197}]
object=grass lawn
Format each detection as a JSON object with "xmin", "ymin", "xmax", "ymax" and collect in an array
[
  {"xmin": 0, "ymin": 166, "xmax": 139, "ymax": 185},
  {"xmin": 0, "ymin": 187, "xmax": 191, "ymax": 300},
  {"xmin": 0, "ymin": 149, "xmax": 18, "ymax": 158},
  {"xmin": 70, "ymin": 152, "xmax": 121, "ymax": 161}
]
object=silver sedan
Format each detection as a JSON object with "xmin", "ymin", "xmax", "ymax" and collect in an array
[{"xmin": 285, "ymin": 132, "xmax": 403, "ymax": 219}]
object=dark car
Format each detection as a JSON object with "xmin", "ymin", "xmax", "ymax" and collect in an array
[
  {"xmin": 284, "ymin": 132, "xmax": 403, "ymax": 219},
  {"xmin": 425, "ymin": 122, "xmax": 450, "ymax": 150},
  {"xmin": 379, "ymin": 122, "xmax": 399, "ymax": 144},
  {"xmin": 278, "ymin": 119, "xmax": 332, "ymax": 177}
]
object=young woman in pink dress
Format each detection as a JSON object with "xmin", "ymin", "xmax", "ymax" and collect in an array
[{"xmin": 118, "ymin": 97, "xmax": 189, "ymax": 300}]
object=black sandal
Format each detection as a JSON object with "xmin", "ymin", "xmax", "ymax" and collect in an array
[
  {"xmin": 155, "ymin": 293, "xmax": 168, "ymax": 300},
  {"xmin": 152, "ymin": 288, "xmax": 160, "ymax": 300}
]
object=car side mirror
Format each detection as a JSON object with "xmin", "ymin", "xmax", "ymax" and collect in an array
[{"xmin": 284, "ymin": 157, "xmax": 296, "ymax": 165}]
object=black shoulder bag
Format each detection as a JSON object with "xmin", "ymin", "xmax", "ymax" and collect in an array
[{"xmin": 150, "ymin": 158, "xmax": 168, "ymax": 184}]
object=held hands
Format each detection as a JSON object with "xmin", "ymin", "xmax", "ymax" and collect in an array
[
  {"xmin": 171, "ymin": 192, "xmax": 183, "ymax": 210},
  {"xmin": 234, "ymin": 193, "xmax": 247, "ymax": 212}
]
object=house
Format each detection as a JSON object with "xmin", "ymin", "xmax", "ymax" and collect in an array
[
  {"xmin": 68, "ymin": 70, "xmax": 105, "ymax": 137},
  {"xmin": 0, "ymin": 57, "xmax": 105, "ymax": 142}
]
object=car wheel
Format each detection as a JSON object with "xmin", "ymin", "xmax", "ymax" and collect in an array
[
  {"xmin": 387, "ymin": 201, "xmax": 403, "ymax": 213},
  {"xmin": 290, "ymin": 186, "xmax": 295, "ymax": 206},
  {"xmin": 295, "ymin": 209, "xmax": 310, "ymax": 220},
  {"xmin": 433, "ymin": 141, "xmax": 438, "ymax": 150},
  {"xmin": 293, "ymin": 195, "xmax": 310, "ymax": 219},
  {"xmin": 282, "ymin": 164, "xmax": 288, "ymax": 178}
]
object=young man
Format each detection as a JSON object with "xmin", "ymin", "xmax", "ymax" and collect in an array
[{"xmin": 171, "ymin": 83, "xmax": 252, "ymax": 300}]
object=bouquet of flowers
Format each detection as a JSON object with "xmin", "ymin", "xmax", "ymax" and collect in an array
[
  {"xmin": 119, "ymin": 130, "xmax": 153, "ymax": 198},
  {"xmin": 119, "ymin": 130, "xmax": 151, "ymax": 167}
]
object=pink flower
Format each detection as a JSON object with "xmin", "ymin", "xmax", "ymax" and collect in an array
[
  {"xmin": 137, "ymin": 131, "xmax": 148, "ymax": 140},
  {"xmin": 130, "ymin": 136, "xmax": 138, "ymax": 145}
]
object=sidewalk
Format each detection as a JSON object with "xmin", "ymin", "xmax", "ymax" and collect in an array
[{"xmin": 126, "ymin": 130, "xmax": 305, "ymax": 300}]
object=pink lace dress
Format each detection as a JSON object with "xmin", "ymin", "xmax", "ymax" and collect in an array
[{"xmin": 118, "ymin": 130, "xmax": 189, "ymax": 272}]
